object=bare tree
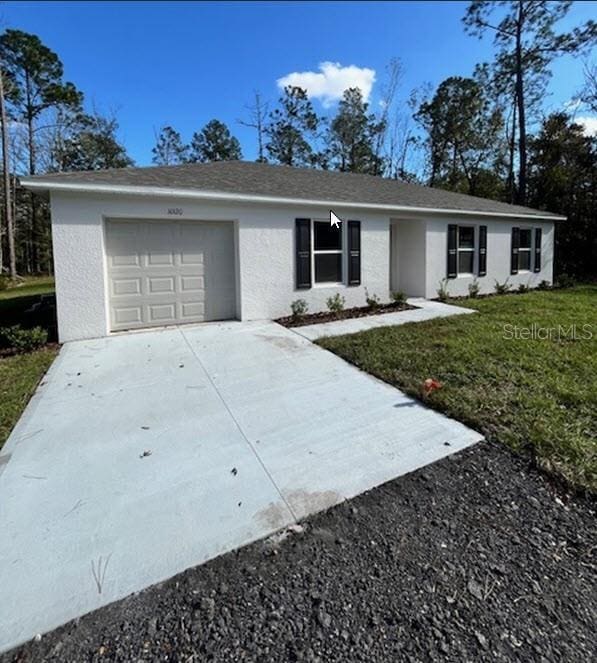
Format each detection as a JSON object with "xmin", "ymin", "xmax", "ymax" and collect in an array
[
  {"xmin": 374, "ymin": 58, "xmax": 402, "ymax": 175},
  {"xmin": 238, "ymin": 91, "xmax": 268, "ymax": 162},
  {"xmin": 580, "ymin": 61, "xmax": 597, "ymax": 114}
]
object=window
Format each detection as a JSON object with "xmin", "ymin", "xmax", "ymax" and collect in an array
[
  {"xmin": 313, "ymin": 221, "xmax": 342, "ymax": 283},
  {"xmin": 518, "ymin": 228, "xmax": 532, "ymax": 271},
  {"xmin": 457, "ymin": 226, "xmax": 475, "ymax": 275}
]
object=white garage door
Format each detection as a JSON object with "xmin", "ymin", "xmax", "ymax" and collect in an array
[{"xmin": 105, "ymin": 219, "xmax": 236, "ymax": 331}]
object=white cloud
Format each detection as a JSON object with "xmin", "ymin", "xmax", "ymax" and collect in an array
[
  {"xmin": 277, "ymin": 62, "xmax": 376, "ymax": 107},
  {"xmin": 576, "ymin": 116, "xmax": 597, "ymax": 136}
]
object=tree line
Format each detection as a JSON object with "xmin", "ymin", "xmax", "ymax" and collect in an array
[{"xmin": 0, "ymin": 1, "xmax": 595, "ymax": 279}]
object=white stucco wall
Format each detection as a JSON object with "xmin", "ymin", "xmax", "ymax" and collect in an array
[
  {"xmin": 424, "ymin": 216, "xmax": 555, "ymax": 299},
  {"xmin": 49, "ymin": 192, "xmax": 390, "ymax": 342}
]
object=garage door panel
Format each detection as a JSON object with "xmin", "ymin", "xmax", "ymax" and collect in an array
[
  {"xmin": 180, "ymin": 302, "xmax": 205, "ymax": 319},
  {"xmin": 148, "ymin": 303, "xmax": 177, "ymax": 323},
  {"xmin": 148, "ymin": 276, "xmax": 176, "ymax": 294},
  {"xmin": 112, "ymin": 278, "xmax": 142, "ymax": 296},
  {"xmin": 106, "ymin": 220, "xmax": 235, "ymax": 332},
  {"xmin": 114, "ymin": 307, "xmax": 143, "ymax": 325}
]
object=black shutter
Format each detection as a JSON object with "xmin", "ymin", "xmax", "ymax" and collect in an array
[
  {"xmin": 511, "ymin": 227, "xmax": 520, "ymax": 275},
  {"xmin": 347, "ymin": 220, "xmax": 361, "ymax": 285},
  {"xmin": 478, "ymin": 225, "xmax": 487, "ymax": 277},
  {"xmin": 447, "ymin": 224, "xmax": 458, "ymax": 278},
  {"xmin": 534, "ymin": 228, "xmax": 542, "ymax": 272},
  {"xmin": 295, "ymin": 218, "xmax": 311, "ymax": 289}
]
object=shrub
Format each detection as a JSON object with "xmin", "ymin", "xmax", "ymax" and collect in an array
[
  {"xmin": 468, "ymin": 278, "xmax": 480, "ymax": 299},
  {"xmin": 537, "ymin": 280, "xmax": 552, "ymax": 291},
  {"xmin": 0, "ymin": 325, "xmax": 48, "ymax": 353},
  {"xmin": 518, "ymin": 283, "xmax": 530, "ymax": 294},
  {"xmin": 437, "ymin": 279, "xmax": 450, "ymax": 302},
  {"xmin": 365, "ymin": 289, "xmax": 380, "ymax": 308},
  {"xmin": 494, "ymin": 278, "xmax": 511, "ymax": 295},
  {"xmin": 290, "ymin": 299, "xmax": 308, "ymax": 318},
  {"xmin": 0, "ymin": 276, "xmax": 9, "ymax": 291},
  {"xmin": 390, "ymin": 290, "xmax": 407, "ymax": 305},
  {"xmin": 556, "ymin": 273, "xmax": 576, "ymax": 289},
  {"xmin": 326, "ymin": 292, "xmax": 345, "ymax": 313}
]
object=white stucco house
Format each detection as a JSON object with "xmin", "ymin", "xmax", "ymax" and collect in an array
[{"xmin": 22, "ymin": 161, "xmax": 564, "ymax": 343}]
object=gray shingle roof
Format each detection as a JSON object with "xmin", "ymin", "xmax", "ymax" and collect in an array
[{"xmin": 22, "ymin": 160, "xmax": 563, "ymax": 219}]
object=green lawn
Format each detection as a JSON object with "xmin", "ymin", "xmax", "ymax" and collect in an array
[
  {"xmin": 319, "ymin": 285, "xmax": 597, "ymax": 493},
  {"xmin": 0, "ymin": 276, "xmax": 58, "ymax": 450},
  {"xmin": 0, "ymin": 347, "xmax": 58, "ymax": 449},
  {"xmin": 0, "ymin": 275, "xmax": 55, "ymax": 301}
]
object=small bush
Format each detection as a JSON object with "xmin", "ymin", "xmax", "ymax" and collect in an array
[
  {"xmin": 365, "ymin": 289, "xmax": 380, "ymax": 308},
  {"xmin": 326, "ymin": 292, "xmax": 345, "ymax": 313},
  {"xmin": 390, "ymin": 290, "xmax": 407, "ymax": 305},
  {"xmin": 468, "ymin": 278, "xmax": 480, "ymax": 299},
  {"xmin": 537, "ymin": 280, "xmax": 552, "ymax": 291},
  {"xmin": 290, "ymin": 299, "xmax": 308, "ymax": 318},
  {"xmin": 556, "ymin": 273, "xmax": 576, "ymax": 289},
  {"xmin": 0, "ymin": 276, "xmax": 9, "ymax": 291},
  {"xmin": 0, "ymin": 325, "xmax": 48, "ymax": 353},
  {"xmin": 494, "ymin": 278, "xmax": 511, "ymax": 295},
  {"xmin": 437, "ymin": 279, "xmax": 450, "ymax": 302},
  {"xmin": 518, "ymin": 283, "xmax": 530, "ymax": 294}
]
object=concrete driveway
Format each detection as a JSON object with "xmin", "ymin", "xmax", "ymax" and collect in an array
[{"xmin": 0, "ymin": 321, "xmax": 482, "ymax": 652}]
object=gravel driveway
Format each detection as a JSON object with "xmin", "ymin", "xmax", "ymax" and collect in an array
[{"xmin": 4, "ymin": 441, "xmax": 595, "ymax": 663}]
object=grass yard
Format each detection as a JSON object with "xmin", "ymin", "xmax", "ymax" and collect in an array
[
  {"xmin": 0, "ymin": 276, "xmax": 58, "ymax": 450},
  {"xmin": 319, "ymin": 285, "xmax": 597, "ymax": 493},
  {"xmin": 0, "ymin": 347, "xmax": 58, "ymax": 450},
  {"xmin": 0, "ymin": 275, "xmax": 55, "ymax": 301}
]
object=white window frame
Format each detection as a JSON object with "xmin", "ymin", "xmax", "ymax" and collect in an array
[
  {"xmin": 518, "ymin": 227, "xmax": 533, "ymax": 273},
  {"xmin": 311, "ymin": 219, "xmax": 344, "ymax": 286},
  {"xmin": 457, "ymin": 225, "xmax": 476, "ymax": 277}
]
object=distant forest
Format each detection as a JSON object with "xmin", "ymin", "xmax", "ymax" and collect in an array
[{"xmin": 0, "ymin": 1, "xmax": 595, "ymax": 279}]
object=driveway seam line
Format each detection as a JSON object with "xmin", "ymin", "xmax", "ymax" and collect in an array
[{"xmin": 179, "ymin": 327, "xmax": 299, "ymax": 523}]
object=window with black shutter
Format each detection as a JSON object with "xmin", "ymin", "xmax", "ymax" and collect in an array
[
  {"xmin": 511, "ymin": 227, "xmax": 520, "ymax": 275},
  {"xmin": 478, "ymin": 225, "xmax": 487, "ymax": 277},
  {"xmin": 447, "ymin": 224, "xmax": 458, "ymax": 278},
  {"xmin": 313, "ymin": 221, "xmax": 342, "ymax": 283},
  {"xmin": 534, "ymin": 228, "xmax": 542, "ymax": 272},
  {"xmin": 347, "ymin": 220, "xmax": 361, "ymax": 285},
  {"xmin": 518, "ymin": 228, "xmax": 532, "ymax": 271},
  {"xmin": 295, "ymin": 218, "xmax": 311, "ymax": 289}
]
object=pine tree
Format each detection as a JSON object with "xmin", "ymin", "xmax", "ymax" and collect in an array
[
  {"xmin": 152, "ymin": 126, "xmax": 188, "ymax": 165},
  {"xmin": 189, "ymin": 119, "xmax": 242, "ymax": 162}
]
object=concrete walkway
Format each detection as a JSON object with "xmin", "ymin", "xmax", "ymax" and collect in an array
[
  {"xmin": 294, "ymin": 298, "xmax": 475, "ymax": 341},
  {"xmin": 0, "ymin": 320, "xmax": 482, "ymax": 653}
]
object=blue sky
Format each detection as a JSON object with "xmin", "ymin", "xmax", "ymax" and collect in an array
[{"xmin": 3, "ymin": 1, "xmax": 596, "ymax": 166}]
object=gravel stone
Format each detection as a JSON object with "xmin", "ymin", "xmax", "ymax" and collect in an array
[{"xmin": 2, "ymin": 441, "xmax": 595, "ymax": 662}]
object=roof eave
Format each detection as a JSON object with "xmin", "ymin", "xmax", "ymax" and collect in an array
[{"xmin": 20, "ymin": 178, "xmax": 566, "ymax": 222}]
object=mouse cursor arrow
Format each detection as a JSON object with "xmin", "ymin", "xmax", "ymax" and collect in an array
[{"xmin": 330, "ymin": 210, "xmax": 342, "ymax": 228}]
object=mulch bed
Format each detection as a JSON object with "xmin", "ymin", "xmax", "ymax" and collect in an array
[
  {"xmin": 276, "ymin": 301, "xmax": 415, "ymax": 328},
  {"xmin": 4, "ymin": 440, "xmax": 595, "ymax": 663}
]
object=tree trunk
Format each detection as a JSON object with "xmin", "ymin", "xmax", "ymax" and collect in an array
[
  {"xmin": 0, "ymin": 67, "xmax": 16, "ymax": 279},
  {"xmin": 507, "ymin": 99, "xmax": 517, "ymax": 204},
  {"xmin": 515, "ymin": 3, "xmax": 527, "ymax": 205},
  {"xmin": 25, "ymin": 70, "xmax": 39, "ymax": 273}
]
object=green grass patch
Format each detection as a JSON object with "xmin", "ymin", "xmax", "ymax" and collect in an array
[
  {"xmin": 0, "ymin": 347, "xmax": 58, "ymax": 450},
  {"xmin": 0, "ymin": 276, "xmax": 56, "ymax": 338},
  {"xmin": 319, "ymin": 285, "xmax": 597, "ymax": 493},
  {"xmin": 0, "ymin": 275, "xmax": 55, "ymax": 301}
]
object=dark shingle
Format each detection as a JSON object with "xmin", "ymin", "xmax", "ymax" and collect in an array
[{"xmin": 22, "ymin": 161, "xmax": 562, "ymax": 219}]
